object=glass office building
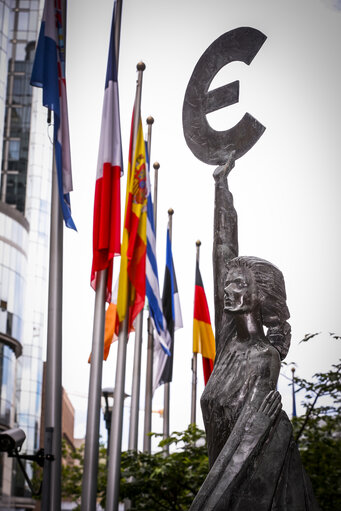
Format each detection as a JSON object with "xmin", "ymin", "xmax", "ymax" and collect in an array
[{"xmin": 0, "ymin": 0, "xmax": 52, "ymax": 507}]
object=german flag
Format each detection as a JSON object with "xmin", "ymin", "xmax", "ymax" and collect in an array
[{"xmin": 193, "ymin": 262, "xmax": 215, "ymax": 384}]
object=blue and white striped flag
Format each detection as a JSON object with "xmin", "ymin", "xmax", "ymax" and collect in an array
[{"xmin": 145, "ymin": 155, "xmax": 171, "ymax": 391}]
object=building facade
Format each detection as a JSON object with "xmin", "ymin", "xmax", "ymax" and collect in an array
[{"xmin": 0, "ymin": 0, "xmax": 52, "ymax": 507}]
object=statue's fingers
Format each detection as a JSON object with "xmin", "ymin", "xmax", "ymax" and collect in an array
[
  {"xmin": 270, "ymin": 401, "xmax": 282, "ymax": 419},
  {"xmin": 266, "ymin": 393, "xmax": 282, "ymax": 417},
  {"xmin": 259, "ymin": 390, "xmax": 274, "ymax": 413},
  {"xmin": 212, "ymin": 151, "xmax": 235, "ymax": 180}
]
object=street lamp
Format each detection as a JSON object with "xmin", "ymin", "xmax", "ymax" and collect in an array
[
  {"xmin": 101, "ymin": 387, "xmax": 114, "ymax": 450},
  {"xmin": 101, "ymin": 387, "xmax": 129, "ymax": 450}
]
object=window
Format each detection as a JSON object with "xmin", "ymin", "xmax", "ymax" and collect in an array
[{"xmin": 8, "ymin": 139, "xmax": 20, "ymax": 160}]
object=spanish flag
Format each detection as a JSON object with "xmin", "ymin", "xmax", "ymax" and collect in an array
[
  {"xmin": 116, "ymin": 111, "xmax": 147, "ymax": 332},
  {"xmin": 193, "ymin": 262, "xmax": 215, "ymax": 384}
]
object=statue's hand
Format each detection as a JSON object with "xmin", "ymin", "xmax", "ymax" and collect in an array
[
  {"xmin": 259, "ymin": 390, "xmax": 282, "ymax": 420},
  {"xmin": 213, "ymin": 151, "xmax": 236, "ymax": 181}
]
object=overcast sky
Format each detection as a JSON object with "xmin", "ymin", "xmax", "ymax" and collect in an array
[{"xmin": 57, "ymin": 0, "xmax": 341, "ymax": 445}]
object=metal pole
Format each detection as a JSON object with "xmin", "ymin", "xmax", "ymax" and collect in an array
[
  {"xmin": 41, "ymin": 2, "xmax": 70, "ymax": 506},
  {"xmin": 191, "ymin": 353, "xmax": 197, "ymax": 424},
  {"xmin": 143, "ymin": 315, "xmax": 154, "ymax": 453},
  {"xmin": 105, "ymin": 313, "xmax": 128, "ymax": 511},
  {"xmin": 114, "ymin": 0, "xmax": 123, "ymax": 70},
  {"xmin": 127, "ymin": 71, "xmax": 148, "ymax": 454},
  {"xmin": 153, "ymin": 162, "xmax": 159, "ymax": 234},
  {"xmin": 146, "ymin": 117, "xmax": 154, "ymax": 169},
  {"xmin": 191, "ymin": 241, "xmax": 201, "ymax": 425},
  {"xmin": 105, "ymin": 62, "xmax": 145, "ymax": 511},
  {"xmin": 291, "ymin": 367, "xmax": 297, "ymax": 418},
  {"xmin": 41, "ymin": 152, "xmax": 63, "ymax": 511},
  {"xmin": 128, "ymin": 311, "xmax": 143, "ymax": 450},
  {"xmin": 163, "ymin": 208, "xmax": 173, "ymax": 452},
  {"xmin": 143, "ymin": 118, "xmax": 156, "ymax": 454},
  {"xmin": 80, "ymin": 270, "xmax": 107, "ymax": 511}
]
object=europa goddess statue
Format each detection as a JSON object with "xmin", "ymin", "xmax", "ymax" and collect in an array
[{"xmin": 189, "ymin": 158, "xmax": 320, "ymax": 511}]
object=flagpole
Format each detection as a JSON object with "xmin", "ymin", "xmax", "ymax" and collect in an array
[
  {"xmin": 143, "ymin": 311, "xmax": 154, "ymax": 453},
  {"xmin": 143, "ymin": 117, "xmax": 157, "ymax": 453},
  {"xmin": 106, "ymin": 62, "xmax": 145, "ymax": 511},
  {"xmin": 128, "ymin": 118, "xmax": 154, "ymax": 453},
  {"xmin": 291, "ymin": 367, "xmax": 297, "ymax": 418},
  {"xmin": 163, "ymin": 208, "xmax": 173, "ymax": 453},
  {"xmin": 41, "ymin": 150, "xmax": 63, "ymax": 511},
  {"xmin": 114, "ymin": 0, "xmax": 123, "ymax": 69},
  {"xmin": 81, "ymin": 3, "xmax": 123, "ymax": 508},
  {"xmin": 152, "ymin": 160, "xmax": 159, "ymax": 232},
  {"xmin": 41, "ymin": 0, "xmax": 69, "ymax": 507},
  {"xmin": 190, "ymin": 240, "xmax": 201, "ymax": 425},
  {"xmin": 128, "ymin": 309, "xmax": 143, "ymax": 450},
  {"xmin": 80, "ymin": 269, "xmax": 107, "ymax": 511}
]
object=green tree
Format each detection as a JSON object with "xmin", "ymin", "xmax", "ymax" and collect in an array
[
  {"xmin": 291, "ymin": 333, "xmax": 341, "ymax": 511},
  {"xmin": 59, "ymin": 425, "xmax": 207, "ymax": 510},
  {"xmin": 61, "ymin": 439, "xmax": 107, "ymax": 510},
  {"xmin": 119, "ymin": 425, "xmax": 208, "ymax": 511}
]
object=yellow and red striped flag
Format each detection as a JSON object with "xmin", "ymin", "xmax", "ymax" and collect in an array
[
  {"xmin": 116, "ymin": 112, "xmax": 147, "ymax": 333},
  {"xmin": 193, "ymin": 261, "xmax": 215, "ymax": 384}
]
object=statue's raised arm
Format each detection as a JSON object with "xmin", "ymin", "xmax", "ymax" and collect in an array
[{"xmin": 212, "ymin": 152, "xmax": 238, "ymax": 355}]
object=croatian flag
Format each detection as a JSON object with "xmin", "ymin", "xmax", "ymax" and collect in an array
[
  {"xmin": 30, "ymin": 0, "xmax": 76, "ymax": 230},
  {"xmin": 91, "ymin": 1, "xmax": 123, "ymax": 302},
  {"xmin": 145, "ymin": 154, "xmax": 171, "ymax": 361}
]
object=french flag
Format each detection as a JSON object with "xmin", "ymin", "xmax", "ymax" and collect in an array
[
  {"xmin": 30, "ymin": 0, "xmax": 76, "ymax": 230},
  {"xmin": 91, "ymin": 1, "xmax": 123, "ymax": 302}
]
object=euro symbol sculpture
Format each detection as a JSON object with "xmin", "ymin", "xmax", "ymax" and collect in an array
[{"xmin": 182, "ymin": 27, "xmax": 267, "ymax": 164}]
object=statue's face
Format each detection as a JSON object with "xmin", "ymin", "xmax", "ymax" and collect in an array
[{"xmin": 224, "ymin": 266, "xmax": 259, "ymax": 313}]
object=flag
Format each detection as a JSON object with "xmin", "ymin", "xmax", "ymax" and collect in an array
[
  {"xmin": 145, "ymin": 155, "xmax": 171, "ymax": 359},
  {"xmin": 88, "ymin": 278, "xmax": 118, "ymax": 363},
  {"xmin": 91, "ymin": 1, "xmax": 122, "ymax": 302},
  {"xmin": 153, "ymin": 225, "xmax": 183, "ymax": 391},
  {"xmin": 30, "ymin": 0, "xmax": 76, "ymax": 230},
  {"xmin": 193, "ymin": 261, "xmax": 215, "ymax": 385},
  {"xmin": 103, "ymin": 303, "xmax": 117, "ymax": 360},
  {"xmin": 116, "ymin": 108, "xmax": 147, "ymax": 332}
]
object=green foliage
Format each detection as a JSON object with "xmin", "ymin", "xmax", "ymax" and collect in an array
[
  {"xmin": 119, "ymin": 425, "xmax": 208, "ymax": 511},
  {"xmin": 60, "ymin": 425, "xmax": 207, "ymax": 511},
  {"xmin": 61, "ymin": 439, "xmax": 107, "ymax": 510},
  {"xmin": 291, "ymin": 333, "xmax": 341, "ymax": 511}
]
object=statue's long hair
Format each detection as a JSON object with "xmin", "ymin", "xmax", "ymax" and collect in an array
[{"xmin": 226, "ymin": 256, "xmax": 291, "ymax": 360}]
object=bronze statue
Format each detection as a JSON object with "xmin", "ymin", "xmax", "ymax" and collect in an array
[
  {"xmin": 183, "ymin": 27, "xmax": 320, "ymax": 510},
  {"xmin": 189, "ymin": 159, "xmax": 320, "ymax": 510}
]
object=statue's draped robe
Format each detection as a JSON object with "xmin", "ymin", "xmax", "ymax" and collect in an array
[{"xmin": 189, "ymin": 166, "xmax": 320, "ymax": 511}]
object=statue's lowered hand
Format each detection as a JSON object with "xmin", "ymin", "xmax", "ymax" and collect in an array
[{"xmin": 259, "ymin": 390, "xmax": 282, "ymax": 420}]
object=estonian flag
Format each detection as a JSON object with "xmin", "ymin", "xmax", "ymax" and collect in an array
[{"xmin": 153, "ymin": 225, "xmax": 183, "ymax": 390}]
